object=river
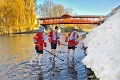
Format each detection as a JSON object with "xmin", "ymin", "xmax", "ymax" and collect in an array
[{"xmin": 0, "ymin": 32, "xmax": 86, "ymax": 80}]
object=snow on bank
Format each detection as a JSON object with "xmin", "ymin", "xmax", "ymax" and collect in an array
[{"xmin": 82, "ymin": 8, "xmax": 120, "ymax": 80}]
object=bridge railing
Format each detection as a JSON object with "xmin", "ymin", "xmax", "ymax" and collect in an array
[
  {"xmin": 40, "ymin": 18, "xmax": 100, "ymax": 25},
  {"xmin": 38, "ymin": 15, "xmax": 105, "ymax": 25}
]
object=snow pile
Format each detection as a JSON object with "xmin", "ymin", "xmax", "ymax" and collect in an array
[{"xmin": 82, "ymin": 8, "xmax": 120, "ymax": 80}]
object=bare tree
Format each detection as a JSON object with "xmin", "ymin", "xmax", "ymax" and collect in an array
[{"xmin": 36, "ymin": 0, "xmax": 73, "ymax": 18}]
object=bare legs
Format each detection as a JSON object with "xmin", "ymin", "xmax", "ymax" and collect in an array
[
  {"xmin": 67, "ymin": 49, "xmax": 70, "ymax": 59},
  {"xmin": 30, "ymin": 53, "xmax": 43, "ymax": 65},
  {"xmin": 50, "ymin": 49, "xmax": 56, "ymax": 60},
  {"xmin": 67, "ymin": 49, "xmax": 75, "ymax": 59},
  {"xmin": 72, "ymin": 50, "xmax": 75, "ymax": 58},
  {"xmin": 30, "ymin": 54, "xmax": 38, "ymax": 64},
  {"xmin": 38, "ymin": 54, "xmax": 43, "ymax": 65}
]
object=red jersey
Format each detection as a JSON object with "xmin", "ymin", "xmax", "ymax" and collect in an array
[
  {"xmin": 65, "ymin": 32, "xmax": 79, "ymax": 46},
  {"xmin": 48, "ymin": 30, "xmax": 60, "ymax": 44},
  {"xmin": 33, "ymin": 32, "xmax": 44, "ymax": 50}
]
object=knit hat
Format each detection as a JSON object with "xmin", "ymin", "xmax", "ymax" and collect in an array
[{"xmin": 39, "ymin": 26, "xmax": 44, "ymax": 33}]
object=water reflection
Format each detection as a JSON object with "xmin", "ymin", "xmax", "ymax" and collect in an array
[
  {"xmin": 38, "ymin": 67, "xmax": 44, "ymax": 80},
  {"xmin": 0, "ymin": 34, "xmax": 34, "ymax": 65},
  {"xmin": 68, "ymin": 57, "xmax": 78, "ymax": 79}
]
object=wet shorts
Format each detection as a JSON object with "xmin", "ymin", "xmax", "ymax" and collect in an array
[
  {"xmin": 35, "ymin": 46, "xmax": 43, "ymax": 54},
  {"xmin": 68, "ymin": 46, "xmax": 75, "ymax": 50},
  {"xmin": 51, "ymin": 42, "xmax": 57, "ymax": 49}
]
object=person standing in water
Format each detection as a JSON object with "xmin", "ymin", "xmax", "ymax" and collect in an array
[
  {"xmin": 48, "ymin": 26, "xmax": 61, "ymax": 60},
  {"xmin": 30, "ymin": 26, "xmax": 47, "ymax": 65},
  {"xmin": 65, "ymin": 28, "xmax": 79, "ymax": 59}
]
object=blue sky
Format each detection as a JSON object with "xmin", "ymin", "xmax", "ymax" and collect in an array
[{"xmin": 36, "ymin": 0, "xmax": 120, "ymax": 15}]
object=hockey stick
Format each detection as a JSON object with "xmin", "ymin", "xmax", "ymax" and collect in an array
[{"xmin": 43, "ymin": 49, "xmax": 64, "ymax": 61}]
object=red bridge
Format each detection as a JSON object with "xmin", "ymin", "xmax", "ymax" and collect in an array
[{"xmin": 38, "ymin": 14, "xmax": 105, "ymax": 25}]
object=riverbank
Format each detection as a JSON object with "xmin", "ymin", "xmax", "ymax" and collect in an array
[{"xmin": 0, "ymin": 27, "xmax": 86, "ymax": 35}]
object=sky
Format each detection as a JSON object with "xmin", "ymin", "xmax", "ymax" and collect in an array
[{"xmin": 36, "ymin": 0, "xmax": 120, "ymax": 15}]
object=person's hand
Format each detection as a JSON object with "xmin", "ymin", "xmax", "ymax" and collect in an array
[
  {"xmin": 65, "ymin": 37, "xmax": 68, "ymax": 42},
  {"xmin": 44, "ymin": 42, "xmax": 47, "ymax": 47},
  {"xmin": 58, "ymin": 40, "xmax": 61, "ymax": 46},
  {"xmin": 48, "ymin": 38, "xmax": 52, "ymax": 42}
]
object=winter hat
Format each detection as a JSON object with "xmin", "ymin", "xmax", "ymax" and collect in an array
[{"xmin": 39, "ymin": 26, "xmax": 44, "ymax": 33}]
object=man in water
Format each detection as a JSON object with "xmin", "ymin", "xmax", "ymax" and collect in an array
[
  {"xmin": 65, "ymin": 28, "xmax": 79, "ymax": 59},
  {"xmin": 30, "ymin": 26, "xmax": 47, "ymax": 65},
  {"xmin": 48, "ymin": 26, "xmax": 60, "ymax": 60}
]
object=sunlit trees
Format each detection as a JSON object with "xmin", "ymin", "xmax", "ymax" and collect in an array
[{"xmin": 0, "ymin": 0, "xmax": 36, "ymax": 34}]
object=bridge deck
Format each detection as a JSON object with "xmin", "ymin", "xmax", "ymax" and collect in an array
[{"xmin": 38, "ymin": 15, "xmax": 105, "ymax": 25}]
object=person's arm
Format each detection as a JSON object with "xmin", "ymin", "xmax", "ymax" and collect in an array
[
  {"xmin": 48, "ymin": 31, "xmax": 52, "ymax": 42},
  {"xmin": 35, "ymin": 33, "xmax": 43, "ymax": 46},
  {"xmin": 57, "ymin": 33, "xmax": 60, "ymax": 41},
  {"xmin": 33, "ymin": 33, "xmax": 39, "ymax": 45},
  {"xmin": 65, "ymin": 33, "xmax": 69, "ymax": 42},
  {"xmin": 57, "ymin": 33, "xmax": 61, "ymax": 46},
  {"xmin": 65, "ymin": 33, "xmax": 71, "ymax": 42},
  {"xmin": 77, "ymin": 34, "xmax": 79, "ymax": 38},
  {"xmin": 74, "ymin": 34, "xmax": 79, "ymax": 45},
  {"xmin": 43, "ymin": 41, "xmax": 47, "ymax": 47}
]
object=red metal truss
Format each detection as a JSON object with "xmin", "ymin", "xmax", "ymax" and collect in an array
[{"xmin": 38, "ymin": 15, "xmax": 105, "ymax": 25}]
